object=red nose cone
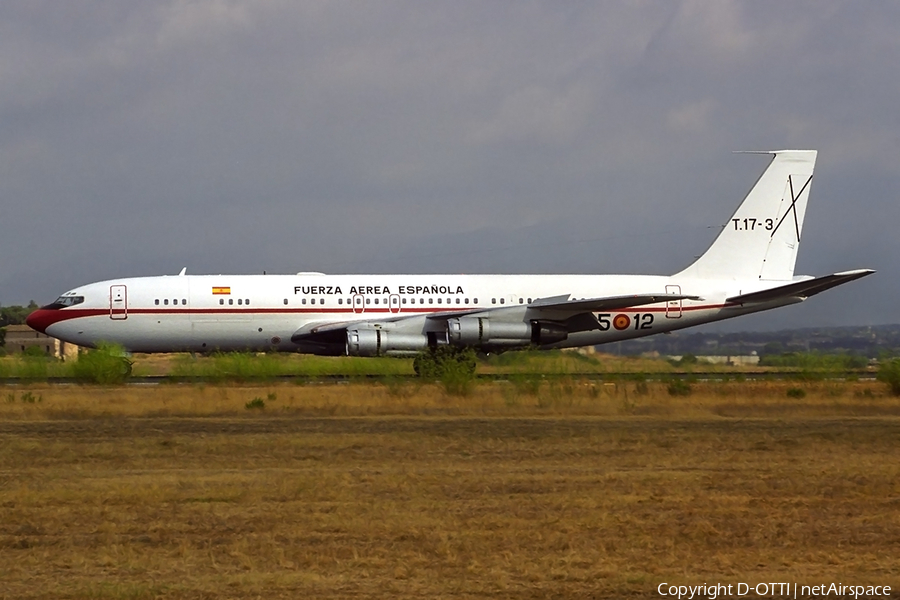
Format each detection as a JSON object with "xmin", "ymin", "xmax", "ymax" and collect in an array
[{"xmin": 26, "ymin": 309, "xmax": 53, "ymax": 334}]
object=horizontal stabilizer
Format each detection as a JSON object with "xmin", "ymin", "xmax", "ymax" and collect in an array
[
  {"xmin": 529, "ymin": 293, "xmax": 700, "ymax": 313},
  {"xmin": 726, "ymin": 269, "xmax": 874, "ymax": 304}
]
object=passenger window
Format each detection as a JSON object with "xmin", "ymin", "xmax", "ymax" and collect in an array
[
  {"xmin": 319, "ymin": 299, "xmax": 324, "ymax": 305},
  {"xmin": 492, "ymin": 298, "xmax": 496, "ymax": 304},
  {"xmin": 456, "ymin": 298, "xmax": 460, "ymax": 304},
  {"xmin": 155, "ymin": 299, "xmax": 159, "ymax": 306},
  {"xmin": 245, "ymin": 299, "xmax": 250, "ymax": 306},
  {"xmin": 374, "ymin": 298, "xmax": 379, "ymax": 305},
  {"xmin": 474, "ymin": 298, "xmax": 478, "ymax": 304},
  {"xmin": 219, "ymin": 299, "xmax": 224, "ymax": 305},
  {"xmin": 437, "ymin": 298, "xmax": 442, "ymax": 304},
  {"xmin": 338, "ymin": 298, "xmax": 342, "ymax": 305},
  {"xmin": 182, "ymin": 299, "xmax": 187, "ymax": 305},
  {"xmin": 284, "ymin": 299, "xmax": 288, "ymax": 305},
  {"xmin": 428, "ymin": 298, "xmax": 433, "ymax": 304},
  {"xmin": 228, "ymin": 299, "xmax": 233, "ymax": 305},
  {"xmin": 366, "ymin": 298, "xmax": 370, "ymax": 305},
  {"xmin": 238, "ymin": 299, "xmax": 242, "ymax": 305},
  {"xmin": 500, "ymin": 298, "xmax": 505, "ymax": 304},
  {"xmin": 401, "ymin": 298, "xmax": 406, "ymax": 305},
  {"xmin": 519, "ymin": 298, "xmax": 524, "ymax": 304},
  {"xmin": 164, "ymin": 299, "xmax": 169, "ymax": 305},
  {"xmin": 464, "ymin": 298, "xmax": 469, "ymax": 304},
  {"xmin": 528, "ymin": 298, "xmax": 532, "ymax": 303}
]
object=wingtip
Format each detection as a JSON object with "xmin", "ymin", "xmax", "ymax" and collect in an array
[{"xmin": 833, "ymin": 268, "xmax": 876, "ymax": 277}]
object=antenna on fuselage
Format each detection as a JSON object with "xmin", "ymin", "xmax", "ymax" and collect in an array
[{"xmin": 178, "ymin": 267, "xmax": 187, "ymax": 276}]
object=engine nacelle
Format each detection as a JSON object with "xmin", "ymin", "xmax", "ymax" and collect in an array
[
  {"xmin": 447, "ymin": 318, "xmax": 568, "ymax": 347},
  {"xmin": 346, "ymin": 328, "xmax": 428, "ymax": 357},
  {"xmin": 532, "ymin": 321, "xmax": 569, "ymax": 345}
]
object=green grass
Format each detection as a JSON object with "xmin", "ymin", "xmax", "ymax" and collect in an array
[{"xmin": 168, "ymin": 352, "xmax": 413, "ymax": 381}]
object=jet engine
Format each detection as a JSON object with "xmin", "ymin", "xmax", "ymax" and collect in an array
[
  {"xmin": 446, "ymin": 317, "xmax": 568, "ymax": 348},
  {"xmin": 346, "ymin": 327, "xmax": 428, "ymax": 357}
]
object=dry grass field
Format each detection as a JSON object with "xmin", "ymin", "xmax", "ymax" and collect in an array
[{"xmin": 1, "ymin": 380, "xmax": 899, "ymax": 599}]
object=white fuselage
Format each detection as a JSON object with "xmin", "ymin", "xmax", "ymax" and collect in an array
[
  {"xmin": 27, "ymin": 150, "xmax": 871, "ymax": 357},
  {"xmin": 32, "ymin": 273, "xmax": 793, "ymax": 354}
]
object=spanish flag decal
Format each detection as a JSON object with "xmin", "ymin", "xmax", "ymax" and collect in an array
[{"xmin": 212, "ymin": 286, "xmax": 231, "ymax": 295}]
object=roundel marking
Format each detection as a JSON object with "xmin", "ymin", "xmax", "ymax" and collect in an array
[{"xmin": 613, "ymin": 314, "xmax": 631, "ymax": 331}]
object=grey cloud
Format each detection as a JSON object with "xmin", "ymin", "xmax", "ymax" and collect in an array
[{"xmin": 1, "ymin": 1, "xmax": 897, "ymax": 330}]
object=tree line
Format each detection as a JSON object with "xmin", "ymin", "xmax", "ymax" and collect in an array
[{"xmin": 0, "ymin": 302, "xmax": 39, "ymax": 347}]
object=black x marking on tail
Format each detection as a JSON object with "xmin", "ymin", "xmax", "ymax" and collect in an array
[{"xmin": 770, "ymin": 174, "xmax": 812, "ymax": 242}]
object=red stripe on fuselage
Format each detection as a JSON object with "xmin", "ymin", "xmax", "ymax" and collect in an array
[
  {"xmin": 26, "ymin": 308, "xmax": 109, "ymax": 333},
  {"xmin": 27, "ymin": 302, "xmax": 740, "ymax": 334}
]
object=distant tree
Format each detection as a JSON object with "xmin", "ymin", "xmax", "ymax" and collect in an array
[
  {"xmin": 877, "ymin": 358, "xmax": 900, "ymax": 396},
  {"xmin": 0, "ymin": 301, "xmax": 38, "ymax": 327},
  {"xmin": 761, "ymin": 342, "xmax": 785, "ymax": 357},
  {"xmin": 679, "ymin": 353, "xmax": 698, "ymax": 365},
  {"xmin": 759, "ymin": 351, "xmax": 867, "ymax": 371}
]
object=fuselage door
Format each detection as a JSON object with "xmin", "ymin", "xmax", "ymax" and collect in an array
[
  {"xmin": 352, "ymin": 294, "xmax": 365, "ymax": 314},
  {"xmin": 665, "ymin": 284, "xmax": 682, "ymax": 319},
  {"xmin": 389, "ymin": 294, "xmax": 401, "ymax": 314},
  {"xmin": 110, "ymin": 285, "xmax": 127, "ymax": 320}
]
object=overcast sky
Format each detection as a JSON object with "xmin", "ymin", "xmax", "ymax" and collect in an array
[{"xmin": 1, "ymin": 1, "xmax": 897, "ymax": 331}]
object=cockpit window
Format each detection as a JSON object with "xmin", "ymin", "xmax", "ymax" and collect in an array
[{"xmin": 43, "ymin": 295, "xmax": 85, "ymax": 309}]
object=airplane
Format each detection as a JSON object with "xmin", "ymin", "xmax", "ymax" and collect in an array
[{"xmin": 27, "ymin": 150, "xmax": 873, "ymax": 373}]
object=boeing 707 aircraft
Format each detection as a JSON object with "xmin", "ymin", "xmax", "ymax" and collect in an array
[{"xmin": 27, "ymin": 150, "xmax": 873, "ymax": 370}]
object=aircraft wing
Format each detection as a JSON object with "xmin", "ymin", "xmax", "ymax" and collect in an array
[
  {"xmin": 726, "ymin": 269, "xmax": 875, "ymax": 304},
  {"xmin": 526, "ymin": 293, "xmax": 700, "ymax": 313},
  {"xmin": 293, "ymin": 320, "xmax": 358, "ymax": 337},
  {"xmin": 415, "ymin": 293, "xmax": 700, "ymax": 325},
  {"xmin": 292, "ymin": 291, "xmax": 699, "ymax": 344}
]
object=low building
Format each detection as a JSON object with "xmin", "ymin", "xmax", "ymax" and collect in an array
[
  {"xmin": 667, "ymin": 352, "xmax": 760, "ymax": 366},
  {"xmin": 2, "ymin": 325, "xmax": 78, "ymax": 360}
]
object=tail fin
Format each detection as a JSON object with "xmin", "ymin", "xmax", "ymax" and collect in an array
[{"xmin": 675, "ymin": 150, "xmax": 817, "ymax": 281}]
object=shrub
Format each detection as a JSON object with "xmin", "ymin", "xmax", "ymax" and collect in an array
[
  {"xmin": 667, "ymin": 378, "xmax": 692, "ymax": 396},
  {"xmin": 70, "ymin": 343, "xmax": 133, "ymax": 384},
  {"xmin": 440, "ymin": 351, "xmax": 477, "ymax": 397},
  {"xmin": 210, "ymin": 352, "xmax": 282, "ymax": 382},
  {"xmin": 509, "ymin": 372, "xmax": 542, "ymax": 396},
  {"xmin": 415, "ymin": 347, "xmax": 477, "ymax": 379},
  {"xmin": 383, "ymin": 377, "xmax": 421, "ymax": 398},
  {"xmin": 760, "ymin": 351, "xmax": 868, "ymax": 372},
  {"xmin": 679, "ymin": 353, "xmax": 698, "ymax": 366},
  {"xmin": 18, "ymin": 356, "xmax": 50, "ymax": 380},
  {"xmin": 876, "ymin": 358, "xmax": 900, "ymax": 396},
  {"xmin": 245, "ymin": 397, "xmax": 266, "ymax": 410},
  {"xmin": 22, "ymin": 345, "xmax": 47, "ymax": 358},
  {"xmin": 786, "ymin": 387, "xmax": 807, "ymax": 399}
]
